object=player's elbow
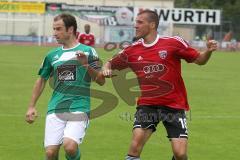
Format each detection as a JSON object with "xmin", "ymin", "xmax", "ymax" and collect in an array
[
  {"xmin": 195, "ymin": 60, "xmax": 207, "ymax": 65},
  {"xmin": 200, "ymin": 61, "xmax": 208, "ymax": 65},
  {"xmin": 194, "ymin": 57, "xmax": 208, "ymax": 65}
]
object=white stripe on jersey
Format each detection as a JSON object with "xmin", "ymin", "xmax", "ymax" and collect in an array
[
  {"xmin": 51, "ymin": 51, "xmax": 89, "ymax": 65},
  {"xmin": 90, "ymin": 48, "xmax": 99, "ymax": 60},
  {"xmin": 52, "ymin": 51, "xmax": 77, "ymax": 65},
  {"xmin": 160, "ymin": 36, "xmax": 189, "ymax": 48},
  {"xmin": 172, "ymin": 36, "xmax": 189, "ymax": 48}
]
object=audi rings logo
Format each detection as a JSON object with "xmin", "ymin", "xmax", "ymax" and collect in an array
[{"xmin": 143, "ymin": 64, "xmax": 164, "ymax": 74}]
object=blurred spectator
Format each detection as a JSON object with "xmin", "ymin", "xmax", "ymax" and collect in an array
[
  {"xmin": 223, "ymin": 31, "xmax": 233, "ymax": 41},
  {"xmin": 77, "ymin": 24, "xmax": 95, "ymax": 47}
]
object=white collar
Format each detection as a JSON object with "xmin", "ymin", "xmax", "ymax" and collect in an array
[
  {"xmin": 142, "ymin": 34, "xmax": 160, "ymax": 48},
  {"xmin": 62, "ymin": 43, "xmax": 80, "ymax": 50}
]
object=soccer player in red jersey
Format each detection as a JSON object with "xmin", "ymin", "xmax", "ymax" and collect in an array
[
  {"xmin": 77, "ymin": 24, "xmax": 95, "ymax": 47},
  {"xmin": 103, "ymin": 10, "xmax": 217, "ymax": 160}
]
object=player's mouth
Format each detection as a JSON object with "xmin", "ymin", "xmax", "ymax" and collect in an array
[{"xmin": 55, "ymin": 37, "xmax": 60, "ymax": 41}]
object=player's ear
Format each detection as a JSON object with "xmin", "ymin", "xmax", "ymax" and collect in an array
[
  {"xmin": 67, "ymin": 26, "xmax": 74, "ymax": 34},
  {"xmin": 150, "ymin": 22, "xmax": 155, "ymax": 29}
]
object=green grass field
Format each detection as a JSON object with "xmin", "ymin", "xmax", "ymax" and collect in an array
[{"xmin": 0, "ymin": 44, "xmax": 239, "ymax": 160}]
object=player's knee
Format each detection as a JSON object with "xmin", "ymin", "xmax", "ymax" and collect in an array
[
  {"xmin": 174, "ymin": 152, "xmax": 187, "ymax": 160},
  {"xmin": 45, "ymin": 149, "xmax": 58, "ymax": 159},
  {"xmin": 63, "ymin": 144, "xmax": 77, "ymax": 156}
]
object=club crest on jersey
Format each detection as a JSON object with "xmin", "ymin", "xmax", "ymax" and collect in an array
[{"xmin": 159, "ymin": 50, "xmax": 168, "ymax": 59}]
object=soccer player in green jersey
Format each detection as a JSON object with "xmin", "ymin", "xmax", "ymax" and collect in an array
[{"xmin": 25, "ymin": 13, "xmax": 105, "ymax": 160}]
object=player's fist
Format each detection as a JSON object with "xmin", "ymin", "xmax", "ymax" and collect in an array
[
  {"xmin": 102, "ymin": 62, "xmax": 115, "ymax": 78},
  {"xmin": 102, "ymin": 69, "xmax": 113, "ymax": 78},
  {"xmin": 207, "ymin": 40, "xmax": 218, "ymax": 52},
  {"xmin": 25, "ymin": 107, "xmax": 38, "ymax": 124}
]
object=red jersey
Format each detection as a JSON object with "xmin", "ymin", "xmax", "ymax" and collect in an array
[
  {"xmin": 109, "ymin": 35, "xmax": 200, "ymax": 110},
  {"xmin": 77, "ymin": 33, "xmax": 95, "ymax": 47}
]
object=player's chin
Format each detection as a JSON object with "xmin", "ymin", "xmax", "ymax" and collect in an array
[
  {"xmin": 56, "ymin": 39, "xmax": 63, "ymax": 44},
  {"xmin": 135, "ymin": 33, "xmax": 142, "ymax": 39}
]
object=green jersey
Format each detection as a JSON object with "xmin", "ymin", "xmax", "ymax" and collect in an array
[{"xmin": 38, "ymin": 43, "xmax": 100, "ymax": 114}]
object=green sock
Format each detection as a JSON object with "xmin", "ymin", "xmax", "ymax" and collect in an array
[{"xmin": 65, "ymin": 148, "xmax": 81, "ymax": 160}]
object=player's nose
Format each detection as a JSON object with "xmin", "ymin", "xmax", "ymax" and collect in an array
[{"xmin": 134, "ymin": 24, "xmax": 138, "ymax": 29}]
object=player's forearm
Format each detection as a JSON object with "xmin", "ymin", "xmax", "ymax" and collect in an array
[
  {"xmin": 103, "ymin": 61, "xmax": 112, "ymax": 70},
  {"xmin": 84, "ymin": 65, "xmax": 105, "ymax": 86},
  {"xmin": 194, "ymin": 50, "xmax": 212, "ymax": 65},
  {"xmin": 102, "ymin": 62, "xmax": 114, "ymax": 78},
  {"xmin": 194, "ymin": 40, "xmax": 217, "ymax": 65},
  {"xmin": 28, "ymin": 78, "xmax": 46, "ymax": 108}
]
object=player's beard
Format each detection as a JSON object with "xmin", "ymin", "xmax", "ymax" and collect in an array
[
  {"xmin": 135, "ymin": 32, "xmax": 148, "ymax": 40},
  {"xmin": 56, "ymin": 35, "xmax": 70, "ymax": 45},
  {"xmin": 135, "ymin": 27, "xmax": 150, "ymax": 39},
  {"xmin": 55, "ymin": 38, "xmax": 63, "ymax": 44},
  {"xmin": 135, "ymin": 32, "xmax": 142, "ymax": 39}
]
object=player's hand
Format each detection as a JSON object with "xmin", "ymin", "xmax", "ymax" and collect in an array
[
  {"xmin": 76, "ymin": 51, "xmax": 88, "ymax": 66},
  {"xmin": 25, "ymin": 107, "xmax": 38, "ymax": 124},
  {"xmin": 206, "ymin": 40, "xmax": 218, "ymax": 52},
  {"xmin": 102, "ymin": 67, "xmax": 113, "ymax": 78},
  {"xmin": 102, "ymin": 62, "xmax": 116, "ymax": 78}
]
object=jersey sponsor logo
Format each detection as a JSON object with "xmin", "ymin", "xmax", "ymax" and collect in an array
[
  {"xmin": 143, "ymin": 64, "xmax": 164, "ymax": 74},
  {"xmin": 159, "ymin": 50, "xmax": 168, "ymax": 59},
  {"xmin": 111, "ymin": 62, "xmax": 173, "ymax": 103},
  {"xmin": 57, "ymin": 65, "xmax": 76, "ymax": 81}
]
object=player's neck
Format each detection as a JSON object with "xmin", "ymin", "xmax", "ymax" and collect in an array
[
  {"xmin": 63, "ymin": 37, "xmax": 78, "ymax": 49},
  {"xmin": 143, "ymin": 32, "xmax": 158, "ymax": 44}
]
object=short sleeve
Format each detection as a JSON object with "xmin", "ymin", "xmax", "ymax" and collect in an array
[
  {"xmin": 173, "ymin": 36, "xmax": 200, "ymax": 63},
  {"xmin": 38, "ymin": 55, "xmax": 53, "ymax": 80},
  {"xmin": 109, "ymin": 49, "xmax": 129, "ymax": 70},
  {"xmin": 88, "ymin": 48, "xmax": 101, "ymax": 70}
]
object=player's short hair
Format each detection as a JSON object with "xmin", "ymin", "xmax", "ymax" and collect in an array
[
  {"xmin": 85, "ymin": 24, "xmax": 90, "ymax": 28},
  {"xmin": 54, "ymin": 13, "xmax": 77, "ymax": 35},
  {"xmin": 138, "ymin": 10, "xmax": 159, "ymax": 30}
]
